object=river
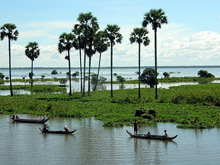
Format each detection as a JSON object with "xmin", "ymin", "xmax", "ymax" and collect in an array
[{"xmin": 1, "ymin": 114, "xmax": 220, "ymax": 165}]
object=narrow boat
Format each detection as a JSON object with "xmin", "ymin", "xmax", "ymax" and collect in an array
[
  {"xmin": 126, "ymin": 130, "xmax": 177, "ymax": 140},
  {"xmin": 39, "ymin": 128, "xmax": 76, "ymax": 134},
  {"xmin": 11, "ymin": 117, "xmax": 50, "ymax": 123}
]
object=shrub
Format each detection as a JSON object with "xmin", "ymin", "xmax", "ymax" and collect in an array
[
  {"xmin": 51, "ymin": 70, "xmax": 58, "ymax": 74},
  {"xmin": 198, "ymin": 70, "xmax": 215, "ymax": 78},
  {"xmin": 0, "ymin": 73, "xmax": 5, "ymax": 80}
]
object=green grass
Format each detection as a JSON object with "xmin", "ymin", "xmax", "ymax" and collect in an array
[
  {"xmin": 1, "ymin": 83, "xmax": 220, "ymax": 128},
  {"xmin": 0, "ymin": 85, "xmax": 66, "ymax": 93}
]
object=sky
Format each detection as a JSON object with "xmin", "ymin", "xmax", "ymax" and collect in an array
[{"xmin": 0, "ymin": 0, "xmax": 220, "ymax": 68}]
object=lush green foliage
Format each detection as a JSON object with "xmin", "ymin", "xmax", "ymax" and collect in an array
[
  {"xmin": 51, "ymin": 70, "xmax": 58, "ymax": 74},
  {"xmin": 198, "ymin": 70, "xmax": 215, "ymax": 78},
  {"xmin": 0, "ymin": 85, "xmax": 66, "ymax": 93},
  {"xmin": 140, "ymin": 68, "xmax": 158, "ymax": 87},
  {"xmin": 1, "ymin": 83, "xmax": 220, "ymax": 128},
  {"xmin": 0, "ymin": 72, "xmax": 5, "ymax": 80},
  {"xmin": 163, "ymin": 72, "xmax": 170, "ymax": 78},
  {"xmin": 116, "ymin": 75, "xmax": 126, "ymax": 84}
]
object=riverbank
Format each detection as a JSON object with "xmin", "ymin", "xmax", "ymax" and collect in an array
[
  {"xmin": 1, "ymin": 76, "xmax": 220, "ymax": 85},
  {"xmin": 1, "ymin": 83, "xmax": 220, "ymax": 129}
]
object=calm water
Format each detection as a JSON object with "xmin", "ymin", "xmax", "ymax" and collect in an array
[
  {"xmin": 1, "ymin": 67, "xmax": 220, "ymax": 96},
  {"xmin": 1, "ymin": 114, "xmax": 220, "ymax": 165},
  {"xmin": 0, "ymin": 67, "xmax": 220, "ymax": 79}
]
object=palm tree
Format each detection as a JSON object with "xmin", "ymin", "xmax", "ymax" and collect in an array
[
  {"xmin": 0, "ymin": 23, "xmax": 19, "ymax": 96},
  {"xmin": 86, "ymin": 27, "xmax": 99, "ymax": 95},
  {"xmin": 104, "ymin": 24, "xmax": 122, "ymax": 97},
  {"xmin": 130, "ymin": 27, "xmax": 150, "ymax": 99},
  {"xmin": 72, "ymin": 25, "xmax": 84, "ymax": 93},
  {"xmin": 58, "ymin": 33, "xmax": 76, "ymax": 96},
  {"xmin": 25, "ymin": 42, "xmax": 40, "ymax": 94},
  {"xmin": 76, "ymin": 12, "xmax": 99, "ymax": 96},
  {"xmin": 93, "ymin": 31, "xmax": 109, "ymax": 91},
  {"xmin": 142, "ymin": 8, "xmax": 168, "ymax": 99}
]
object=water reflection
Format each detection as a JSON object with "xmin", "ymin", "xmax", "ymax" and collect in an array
[{"xmin": 1, "ymin": 115, "xmax": 220, "ymax": 164}]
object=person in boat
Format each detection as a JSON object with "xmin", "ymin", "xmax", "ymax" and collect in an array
[
  {"xmin": 12, "ymin": 115, "xmax": 15, "ymax": 120},
  {"xmin": 64, "ymin": 125, "xmax": 70, "ymax": 132},
  {"xmin": 164, "ymin": 130, "xmax": 168, "ymax": 137},
  {"xmin": 42, "ymin": 115, "xmax": 46, "ymax": 120},
  {"xmin": 42, "ymin": 124, "xmax": 49, "ymax": 131},
  {"xmin": 147, "ymin": 131, "xmax": 151, "ymax": 136},
  {"xmin": 134, "ymin": 120, "xmax": 138, "ymax": 134},
  {"xmin": 16, "ymin": 115, "xmax": 19, "ymax": 119}
]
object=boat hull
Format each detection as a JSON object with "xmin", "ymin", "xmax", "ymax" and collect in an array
[
  {"xmin": 39, "ymin": 128, "xmax": 76, "ymax": 134},
  {"xmin": 126, "ymin": 130, "xmax": 177, "ymax": 140},
  {"xmin": 12, "ymin": 117, "xmax": 50, "ymax": 124}
]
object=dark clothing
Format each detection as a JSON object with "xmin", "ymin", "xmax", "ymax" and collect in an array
[
  {"xmin": 134, "ymin": 121, "xmax": 138, "ymax": 134},
  {"xmin": 43, "ymin": 125, "xmax": 49, "ymax": 131}
]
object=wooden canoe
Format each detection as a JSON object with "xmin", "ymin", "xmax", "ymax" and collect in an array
[
  {"xmin": 39, "ymin": 128, "xmax": 76, "ymax": 134},
  {"xmin": 11, "ymin": 117, "xmax": 50, "ymax": 123},
  {"xmin": 126, "ymin": 130, "xmax": 177, "ymax": 140}
]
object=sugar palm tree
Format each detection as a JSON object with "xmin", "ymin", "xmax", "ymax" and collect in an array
[
  {"xmin": 72, "ymin": 25, "xmax": 84, "ymax": 93},
  {"xmin": 86, "ymin": 26, "xmax": 99, "ymax": 95},
  {"xmin": 58, "ymin": 33, "xmax": 76, "ymax": 96},
  {"xmin": 142, "ymin": 8, "xmax": 168, "ymax": 99},
  {"xmin": 25, "ymin": 42, "xmax": 40, "ymax": 93},
  {"xmin": 93, "ymin": 31, "xmax": 109, "ymax": 91},
  {"xmin": 0, "ymin": 23, "xmax": 19, "ymax": 96},
  {"xmin": 130, "ymin": 27, "xmax": 150, "ymax": 99},
  {"xmin": 104, "ymin": 24, "xmax": 122, "ymax": 97},
  {"xmin": 76, "ymin": 12, "xmax": 99, "ymax": 96}
]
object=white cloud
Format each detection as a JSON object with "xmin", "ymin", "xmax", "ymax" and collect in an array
[
  {"xmin": 1, "ymin": 20, "xmax": 220, "ymax": 68},
  {"xmin": 26, "ymin": 21, "xmax": 75, "ymax": 30},
  {"xmin": 20, "ymin": 30, "xmax": 49, "ymax": 39}
]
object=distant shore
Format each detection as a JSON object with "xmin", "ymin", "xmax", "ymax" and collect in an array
[{"xmin": 1, "ymin": 65, "xmax": 220, "ymax": 70}]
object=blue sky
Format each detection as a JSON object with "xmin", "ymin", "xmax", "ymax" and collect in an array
[{"xmin": 0, "ymin": 0, "xmax": 220, "ymax": 67}]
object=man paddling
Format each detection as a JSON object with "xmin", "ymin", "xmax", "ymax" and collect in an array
[{"xmin": 134, "ymin": 120, "xmax": 138, "ymax": 134}]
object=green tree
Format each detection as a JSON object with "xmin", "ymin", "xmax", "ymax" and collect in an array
[
  {"xmin": 51, "ymin": 70, "xmax": 58, "ymax": 74},
  {"xmin": 0, "ymin": 73, "xmax": 5, "ymax": 80},
  {"xmin": 104, "ymin": 24, "xmax": 122, "ymax": 97},
  {"xmin": 25, "ymin": 42, "xmax": 40, "ymax": 93},
  {"xmin": 140, "ymin": 68, "xmax": 158, "ymax": 88},
  {"xmin": 0, "ymin": 23, "xmax": 19, "ymax": 96},
  {"xmin": 76, "ymin": 12, "xmax": 98, "ymax": 96},
  {"xmin": 58, "ymin": 33, "xmax": 76, "ymax": 96},
  {"xmin": 163, "ymin": 72, "xmax": 170, "ymax": 78},
  {"xmin": 142, "ymin": 9, "xmax": 168, "ymax": 99},
  {"xmin": 198, "ymin": 70, "xmax": 215, "ymax": 78},
  {"xmin": 130, "ymin": 27, "xmax": 150, "ymax": 98},
  {"xmin": 93, "ymin": 31, "xmax": 109, "ymax": 91},
  {"xmin": 117, "ymin": 75, "xmax": 126, "ymax": 84},
  {"xmin": 72, "ymin": 71, "xmax": 79, "ymax": 77}
]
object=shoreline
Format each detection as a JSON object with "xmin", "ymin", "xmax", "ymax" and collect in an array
[{"xmin": 1, "ymin": 65, "xmax": 220, "ymax": 70}]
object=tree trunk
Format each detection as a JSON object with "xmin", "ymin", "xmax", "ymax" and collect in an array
[
  {"xmin": 154, "ymin": 29, "xmax": 158, "ymax": 99},
  {"xmin": 110, "ymin": 41, "xmax": 113, "ymax": 98},
  {"xmin": 68, "ymin": 49, "xmax": 72, "ymax": 96},
  {"xmin": 31, "ymin": 60, "xmax": 34, "ymax": 95},
  {"xmin": 138, "ymin": 43, "xmax": 141, "ymax": 99},
  {"xmin": 88, "ymin": 55, "xmax": 91, "ymax": 96},
  {"xmin": 93, "ymin": 52, "xmax": 102, "ymax": 91},
  {"xmin": 8, "ymin": 37, "xmax": 13, "ymax": 96},
  {"xmin": 79, "ymin": 48, "xmax": 83, "ymax": 93},
  {"xmin": 83, "ymin": 28, "xmax": 87, "ymax": 97}
]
